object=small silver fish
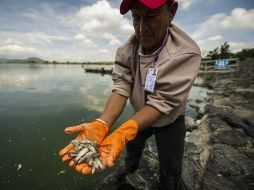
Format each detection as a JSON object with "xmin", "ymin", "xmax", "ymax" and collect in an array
[
  {"xmin": 69, "ymin": 138, "xmax": 106, "ymax": 172},
  {"xmin": 74, "ymin": 147, "xmax": 89, "ymax": 164}
]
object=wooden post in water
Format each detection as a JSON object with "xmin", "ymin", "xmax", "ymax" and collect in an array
[{"xmin": 84, "ymin": 67, "xmax": 112, "ymax": 75}]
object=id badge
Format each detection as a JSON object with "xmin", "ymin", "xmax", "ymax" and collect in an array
[{"xmin": 144, "ymin": 68, "xmax": 158, "ymax": 93}]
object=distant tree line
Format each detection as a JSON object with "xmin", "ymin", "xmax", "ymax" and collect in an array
[
  {"xmin": 0, "ymin": 58, "xmax": 113, "ymax": 65},
  {"xmin": 1, "ymin": 43, "xmax": 254, "ymax": 64},
  {"xmin": 207, "ymin": 42, "xmax": 254, "ymax": 60}
]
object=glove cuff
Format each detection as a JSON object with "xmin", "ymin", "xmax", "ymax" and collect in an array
[
  {"xmin": 119, "ymin": 119, "xmax": 138, "ymax": 142},
  {"xmin": 94, "ymin": 118, "xmax": 109, "ymax": 133}
]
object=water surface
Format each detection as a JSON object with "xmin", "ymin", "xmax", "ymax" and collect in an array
[{"xmin": 0, "ymin": 63, "xmax": 206, "ymax": 190}]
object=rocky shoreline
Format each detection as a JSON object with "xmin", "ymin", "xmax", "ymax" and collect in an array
[
  {"xmin": 182, "ymin": 58, "xmax": 254, "ymax": 190},
  {"xmin": 98, "ymin": 59, "xmax": 254, "ymax": 190}
]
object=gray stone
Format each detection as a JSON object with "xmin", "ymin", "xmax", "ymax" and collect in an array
[
  {"xmin": 202, "ymin": 171, "xmax": 240, "ymax": 190},
  {"xmin": 202, "ymin": 144, "xmax": 254, "ymax": 190},
  {"xmin": 182, "ymin": 142, "xmax": 203, "ymax": 190},
  {"xmin": 211, "ymin": 129, "xmax": 249, "ymax": 147},
  {"xmin": 243, "ymin": 118, "xmax": 254, "ymax": 129},
  {"xmin": 209, "ymin": 116, "xmax": 229, "ymax": 131},
  {"xmin": 223, "ymin": 115, "xmax": 254, "ymax": 137},
  {"xmin": 185, "ymin": 116, "xmax": 197, "ymax": 131}
]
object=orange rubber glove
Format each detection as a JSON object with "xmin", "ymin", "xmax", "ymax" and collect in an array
[
  {"xmin": 99, "ymin": 119, "xmax": 138, "ymax": 168},
  {"xmin": 71, "ymin": 119, "xmax": 138, "ymax": 175},
  {"xmin": 58, "ymin": 119, "xmax": 109, "ymax": 164}
]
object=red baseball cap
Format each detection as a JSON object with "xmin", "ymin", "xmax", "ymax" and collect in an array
[{"xmin": 120, "ymin": 0, "xmax": 175, "ymax": 15}]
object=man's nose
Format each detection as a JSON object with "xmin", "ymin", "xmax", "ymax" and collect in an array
[{"xmin": 139, "ymin": 18, "xmax": 149, "ymax": 34}]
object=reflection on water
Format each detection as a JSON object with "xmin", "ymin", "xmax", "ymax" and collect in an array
[{"xmin": 0, "ymin": 63, "xmax": 207, "ymax": 190}]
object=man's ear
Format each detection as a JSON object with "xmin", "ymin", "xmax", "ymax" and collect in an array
[{"xmin": 169, "ymin": 1, "xmax": 178, "ymax": 21}]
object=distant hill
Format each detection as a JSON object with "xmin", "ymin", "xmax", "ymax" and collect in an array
[
  {"xmin": 27, "ymin": 57, "xmax": 44, "ymax": 62},
  {"xmin": 0, "ymin": 57, "xmax": 45, "ymax": 63},
  {"xmin": 0, "ymin": 58, "xmax": 8, "ymax": 62}
]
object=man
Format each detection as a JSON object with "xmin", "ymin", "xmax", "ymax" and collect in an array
[{"xmin": 59, "ymin": 0, "xmax": 201, "ymax": 189}]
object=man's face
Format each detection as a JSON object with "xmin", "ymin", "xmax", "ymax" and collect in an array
[{"xmin": 131, "ymin": 2, "xmax": 170, "ymax": 54}]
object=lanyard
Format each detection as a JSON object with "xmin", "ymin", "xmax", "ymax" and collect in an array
[
  {"xmin": 151, "ymin": 32, "xmax": 169, "ymax": 68},
  {"xmin": 138, "ymin": 31, "xmax": 169, "ymax": 86}
]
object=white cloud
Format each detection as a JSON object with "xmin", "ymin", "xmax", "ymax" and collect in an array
[
  {"xmin": 0, "ymin": 34, "xmax": 36, "ymax": 55},
  {"xmin": 198, "ymin": 35, "xmax": 224, "ymax": 44},
  {"xmin": 206, "ymin": 35, "xmax": 224, "ymax": 41},
  {"xmin": 21, "ymin": 9, "xmax": 41, "ymax": 20},
  {"xmin": 0, "ymin": 37, "xmax": 17, "ymax": 45},
  {"xmin": 62, "ymin": 0, "xmax": 134, "ymax": 61},
  {"xmin": 0, "ymin": 44, "xmax": 37, "ymax": 55},
  {"xmin": 197, "ymin": 39, "xmax": 249, "ymax": 56},
  {"xmin": 221, "ymin": 8, "xmax": 254, "ymax": 30},
  {"xmin": 74, "ymin": 34, "xmax": 98, "ymax": 47},
  {"xmin": 0, "ymin": 0, "xmax": 135, "ymax": 61},
  {"xmin": 27, "ymin": 32, "xmax": 70, "ymax": 45},
  {"xmin": 192, "ymin": 13, "xmax": 225, "ymax": 40},
  {"xmin": 193, "ymin": 8, "xmax": 254, "ymax": 39},
  {"xmin": 0, "ymin": 31, "xmax": 70, "ymax": 46},
  {"xmin": 74, "ymin": 0, "xmax": 133, "ymax": 39},
  {"xmin": 0, "ymin": 32, "xmax": 56, "ymax": 59},
  {"xmin": 192, "ymin": 8, "xmax": 254, "ymax": 54},
  {"xmin": 102, "ymin": 32, "xmax": 121, "ymax": 46},
  {"xmin": 197, "ymin": 35, "xmax": 225, "ymax": 56},
  {"xmin": 98, "ymin": 49, "xmax": 110, "ymax": 54},
  {"xmin": 228, "ymin": 42, "xmax": 249, "ymax": 53},
  {"xmin": 179, "ymin": 0, "xmax": 200, "ymax": 10},
  {"xmin": 21, "ymin": 2, "xmax": 58, "ymax": 20},
  {"xmin": 74, "ymin": 34, "xmax": 85, "ymax": 40}
]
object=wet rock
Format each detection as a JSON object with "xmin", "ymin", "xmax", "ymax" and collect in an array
[
  {"xmin": 244, "ymin": 150, "xmax": 254, "ymax": 161},
  {"xmin": 119, "ymin": 163, "xmax": 159, "ymax": 190},
  {"xmin": 125, "ymin": 172, "xmax": 148, "ymax": 190},
  {"xmin": 211, "ymin": 128, "xmax": 249, "ymax": 147},
  {"xmin": 243, "ymin": 118, "xmax": 254, "ymax": 129},
  {"xmin": 209, "ymin": 116, "xmax": 230, "ymax": 132},
  {"xmin": 189, "ymin": 101, "xmax": 207, "ymax": 116},
  {"xmin": 182, "ymin": 142, "xmax": 203, "ymax": 190},
  {"xmin": 202, "ymin": 171, "xmax": 239, "ymax": 190},
  {"xmin": 195, "ymin": 114, "xmax": 208, "ymax": 126},
  {"xmin": 99, "ymin": 146, "xmax": 160, "ymax": 190},
  {"xmin": 202, "ymin": 144, "xmax": 254, "ymax": 190},
  {"xmin": 223, "ymin": 114, "xmax": 254, "ymax": 138},
  {"xmin": 209, "ymin": 144, "xmax": 254, "ymax": 175},
  {"xmin": 185, "ymin": 116, "xmax": 197, "ymax": 131}
]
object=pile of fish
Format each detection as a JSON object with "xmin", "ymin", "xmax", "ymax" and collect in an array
[{"xmin": 68, "ymin": 139, "xmax": 106, "ymax": 174}]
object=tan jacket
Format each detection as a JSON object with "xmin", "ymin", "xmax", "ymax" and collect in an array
[{"xmin": 112, "ymin": 24, "xmax": 201, "ymax": 127}]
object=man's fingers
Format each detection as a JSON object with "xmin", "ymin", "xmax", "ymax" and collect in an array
[
  {"xmin": 106, "ymin": 156, "xmax": 114, "ymax": 168},
  {"xmin": 82, "ymin": 166, "xmax": 92, "ymax": 174},
  {"xmin": 75, "ymin": 163, "xmax": 88, "ymax": 173},
  {"xmin": 59, "ymin": 143, "xmax": 74, "ymax": 156},
  {"xmin": 100, "ymin": 155, "xmax": 114, "ymax": 168},
  {"xmin": 69, "ymin": 160, "xmax": 76, "ymax": 167},
  {"xmin": 62, "ymin": 154, "xmax": 72, "ymax": 162},
  {"xmin": 65, "ymin": 124, "xmax": 87, "ymax": 134},
  {"xmin": 74, "ymin": 162, "xmax": 100, "ymax": 174}
]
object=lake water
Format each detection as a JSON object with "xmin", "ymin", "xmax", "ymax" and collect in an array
[{"xmin": 0, "ymin": 63, "xmax": 207, "ymax": 190}]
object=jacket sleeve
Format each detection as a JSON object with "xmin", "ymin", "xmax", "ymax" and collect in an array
[
  {"xmin": 146, "ymin": 53, "xmax": 201, "ymax": 114},
  {"xmin": 112, "ymin": 47, "xmax": 133, "ymax": 98}
]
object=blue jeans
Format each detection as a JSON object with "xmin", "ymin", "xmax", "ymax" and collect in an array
[{"xmin": 125, "ymin": 115, "xmax": 186, "ymax": 190}]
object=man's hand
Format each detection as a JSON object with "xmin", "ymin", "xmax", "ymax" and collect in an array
[
  {"xmin": 99, "ymin": 119, "xmax": 138, "ymax": 168},
  {"xmin": 72, "ymin": 119, "xmax": 138, "ymax": 174},
  {"xmin": 58, "ymin": 119, "xmax": 109, "ymax": 164}
]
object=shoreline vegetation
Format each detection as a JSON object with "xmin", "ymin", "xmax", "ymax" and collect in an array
[
  {"xmin": 1, "ymin": 44, "xmax": 253, "ymax": 65},
  {"xmin": 0, "ymin": 58, "xmax": 113, "ymax": 65}
]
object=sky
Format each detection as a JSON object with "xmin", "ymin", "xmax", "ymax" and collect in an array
[{"xmin": 0, "ymin": 0, "xmax": 254, "ymax": 62}]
